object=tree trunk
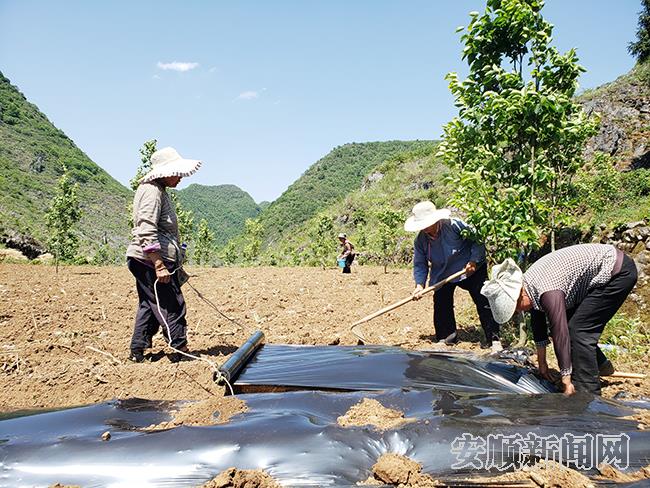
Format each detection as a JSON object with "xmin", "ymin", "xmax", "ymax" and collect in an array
[{"xmin": 550, "ymin": 178, "xmax": 557, "ymax": 252}]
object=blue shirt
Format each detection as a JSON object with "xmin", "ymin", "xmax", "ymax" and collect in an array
[{"xmin": 413, "ymin": 218, "xmax": 486, "ymax": 286}]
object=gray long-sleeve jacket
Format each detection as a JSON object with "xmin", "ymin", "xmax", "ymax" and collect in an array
[{"xmin": 126, "ymin": 182, "xmax": 180, "ymax": 264}]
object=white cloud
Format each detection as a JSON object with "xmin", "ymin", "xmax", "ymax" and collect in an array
[
  {"xmin": 152, "ymin": 74, "xmax": 161, "ymax": 80},
  {"xmin": 235, "ymin": 88, "xmax": 267, "ymax": 101},
  {"xmin": 209, "ymin": 66, "xmax": 217, "ymax": 73},
  {"xmin": 156, "ymin": 61, "xmax": 200, "ymax": 72},
  {"xmin": 236, "ymin": 91, "xmax": 259, "ymax": 100}
]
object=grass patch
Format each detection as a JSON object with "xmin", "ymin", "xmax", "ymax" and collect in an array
[{"xmin": 600, "ymin": 313, "xmax": 650, "ymax": 361}]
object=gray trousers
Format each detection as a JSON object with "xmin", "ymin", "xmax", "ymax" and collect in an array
[{"xmin": 127, "ymin": 258, "xmax": 188, "ymax": 352}]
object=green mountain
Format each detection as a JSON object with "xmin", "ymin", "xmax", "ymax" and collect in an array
[
  {"xmin": 258, "ymin": 64, "xmax": 650, "ymax": 267},
  {"xmin": 0, "ymin": 71, "xmax": 132, "ymax": 256},
  {"xmin": 175, "ymin": 183, "xmax": 261, "ymax": 247},
  {"xmin": 260, "ymin": 142, "xmax": 449, "ymax": 265},
  {"xmin": 257, "ymin": 140, "xmax": 436, "ymax": 246}
]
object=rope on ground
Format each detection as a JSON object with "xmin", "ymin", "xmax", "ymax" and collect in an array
[
  {"xmin": 185, "ymin": 279, "xmax": 251, "ymax": 335},
  {"xmin": 154, "ymin": 270, "xmax": 235, "ymax": 397}
]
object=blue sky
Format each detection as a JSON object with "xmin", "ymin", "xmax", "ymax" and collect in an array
[{"xmin": 0, "ymin": 1, "xmax": 641, "ymax": 202}]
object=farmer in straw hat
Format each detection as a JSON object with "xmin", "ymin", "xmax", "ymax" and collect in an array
[
  {"xmin": 481, "ymin": 243, "xmax": 637, "ymax": 395},
  {"xmin": 337, "ymin": 233, "xmax": 355, "ymax": 273},
  {"xmin": 405, "ymin": 201, "xmax": 501, "ymax": 352},
  {"xmin": 126, "ymin": 147, "xmax": 202, "ymax": 363}
]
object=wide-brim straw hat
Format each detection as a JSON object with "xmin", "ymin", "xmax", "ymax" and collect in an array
[
  {"xmin": 140, "ymin": 147, "xmax": 202, "ymax": 184},
  {"xmin": 480, "ymin": 258, "xmax": 524, "ymax": 324},
  {"xmin": 404, "ymin": 201, "xmax": 451, "ymax": 232}
]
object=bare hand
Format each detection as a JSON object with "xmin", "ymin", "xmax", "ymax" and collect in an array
[
  {"xmin": 562, "ymin": 376, "xmax": 576, "ymax": 396},
  {"xmin": 465, "ymin": 261, "xmax": 477, "ymax": 276},
  {"xmin": 155, "ymin": 265, "xmax": 171, "ymax": 284},
  {"xmin": 412, "ymin": 284, "xmax": 424, "ymax": 301}
]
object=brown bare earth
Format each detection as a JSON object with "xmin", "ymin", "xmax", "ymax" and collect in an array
[
  {"xmin": 201, "ymin": 467, "xmax": 281, "ymax": 488},
  {"xmin": 337, "ymin": 398, "xmax": 415, "ymax": 431},
  {"xmin": 145, "ymin": 396, "xmax": 248, "ymax": 430},
  {"xmin": 596, "ymin": 463, "xmax": 650, "ymax": 482},
  {"xmin": 359, "ymin": 453, "xmax": 439, "ymax": 487},
  {"xmin": 473, "ymin": 460, "xmax": 595, "ymax": 487},
  {"xmin": 1, "ymin": 263, "xmax": 648, "ymax": 416}
]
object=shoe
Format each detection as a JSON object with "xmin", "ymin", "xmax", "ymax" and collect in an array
[
  {"xmin": 599, "ymin": 359, "xmax": 615, "ymax": 376},
  {"xmin": 491, "ymin": 340, "xmax": 504, "ymax": 354},
  {"xmin": 169, "ymin": 347, "xmax": 193, "ymax": 363},
  {"xmin": 437, "ymin": 332, "xmax": 458, "ymax": 346},
  {"xmin": 128, "ymin": 350, "xmax": 145, "ymax": 363}
]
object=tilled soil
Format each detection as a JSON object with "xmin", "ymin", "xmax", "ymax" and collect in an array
[
  {"xmin": 337, "ymin": 398, "xmax": 415, "ymax": 431},
  {"xmin": 0, "ymin": 263, "xmax": 648, "ymax": 418},
  {"xmin": 360, "ymin": 453, "xmax": 440, "ymax": 487},
  {"xmin": 201, "ymin": 467, "xmax": 281, "ymax": 488}
]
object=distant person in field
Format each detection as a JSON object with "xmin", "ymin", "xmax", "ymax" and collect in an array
[
  {"xmin": 126, "ymin": 147, "xmax": 202, "ymax": 363},
  {"xmin": 405, "ymin": 201, "xmax": 501, "ymax": 352},
  {"xmin": 337, "ymin": 233, "xmax": 355, "ymax": 273},
  {"xmin": 481, "ymin": 244, "xmax": 637, "ymax": 396}
]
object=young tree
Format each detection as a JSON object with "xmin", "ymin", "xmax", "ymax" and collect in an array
[
  {"xmin": 169, "ymin": 191, "xmax": 195, "ymax": 250},
  {"xmin": 629, "ymin": 0, "xmax": 650, "ymax": 63},
  {"xmin": 307, "ymin": 214, "xmax": 334, "ymax": 268},
  {"xmin": 46, "ymin": 163, "xmax": 82, "ymax": 267},
  {"xmin": 130, "ymin": 139, "xmax": 157, "ymax": 191},
  {"xmin": 439, "ymin": 0, "xmax": 597, "ymax": 262},
  {"xmin": 242, "ymin": 218, "xmax": 264, "ymax": 264},
  {"xmin": 194, "ymin": 218, "xmax": 215, "ymax": 265},
  {"xmin": 219, "ymin": 240, "xmax": 239, "ymax": 266},
  {"xmin": 372, "ymin": 205, "xmax": 402, "ymax": 273}
]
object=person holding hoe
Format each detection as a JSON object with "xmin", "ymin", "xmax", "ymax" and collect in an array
[
  {"xmin": 126, "ymin": 147, "xmax": 202, "ymax": 363},
  {"xmin": 405, "ymin": 201, "xmax": 501, "ymax": 352},
  {"xmin": 337, "ymin": 233, "xmax": 355, "ymax": 274},
  {"xmin": 480, "ymin": 243, "xmax": 637, "ymax": 395}
]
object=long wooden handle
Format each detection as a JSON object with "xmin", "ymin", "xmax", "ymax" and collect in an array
[
  {"xmin": 609, "ymin": 372, "xmax": 646, "ymax": 379},
  {"xmin": 350, "ymin": 269, "xmax": 467, "ymax": 329}
]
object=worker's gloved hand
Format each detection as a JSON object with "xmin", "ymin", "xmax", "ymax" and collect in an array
[
  {"xmin": 464, "ymin": 261, "xmax": 477, "ymax": 276},
  {"xmin": 412, "ymin": 284, "xmax": 424, "ymax": 300}
]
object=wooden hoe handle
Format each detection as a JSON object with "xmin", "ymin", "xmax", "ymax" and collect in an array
[{"xmin": 349, "ymin": 269, "xmax": 467, "ymax": 343}]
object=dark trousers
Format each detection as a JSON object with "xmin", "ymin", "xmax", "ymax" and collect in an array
[
  {"xmin": 127, "ymin": 258, "xmax": 188, "ymax": 352},
  {"xmin": 568, "ymin": 255, "xmax": 637, "ymax": 395},
  {"xmin": 433, "ymin": 263, "xmax": 500, "ymax": 343},
  {"xmin": 343, "ymin": 254, "xmax": 355, "ymax": 274}
]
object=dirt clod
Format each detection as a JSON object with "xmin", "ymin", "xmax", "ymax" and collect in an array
[
  {"xmin": 360, "ymin": 453, "xmax": 439, "ymax": 487},
  {"xmin": 337, "ymin": 398, "xmax": 414, "ymax": 431},
  {"xmin": 597, "ymin": 463, "xmax": 650, "ymax": 482},
  {"xmin": 146, "ymin": 396, "xmax": 247, "ymax": 430},
  {"xmin": 202, "ymin": 467, "xmax": 281, "ymax": 488},
  {"xmin": 473, "ymin": 460, "xmax": 594, "ymax": 488}
]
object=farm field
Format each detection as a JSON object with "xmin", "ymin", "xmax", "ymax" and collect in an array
[{"xmin": 1, "ymin": 263, "xmax": 648, "ymax": 415}]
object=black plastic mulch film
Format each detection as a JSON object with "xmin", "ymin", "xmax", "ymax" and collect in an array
[{"xmin": 1, "ymin": 343, "xmax": 649, "ymax": 487}]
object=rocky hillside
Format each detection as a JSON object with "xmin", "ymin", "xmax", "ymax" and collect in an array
[
  {"xmin": 580, "ymin": 61, "xmax": 650, "ymax": 169},
  {"xmin": 175, "ymin": 184, "xmax": 261, "ymax": 248},
  {"xmin": 0, "ymin": 72, "xmax": 132, "ymax": 257}
]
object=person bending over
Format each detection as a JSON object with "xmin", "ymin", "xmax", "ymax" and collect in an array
[{"xmin": 481, "ymin": 243, "xmax": 637, "ymax": 395}]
